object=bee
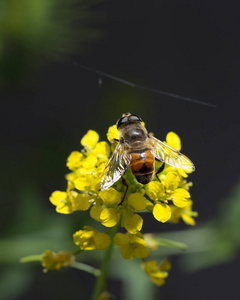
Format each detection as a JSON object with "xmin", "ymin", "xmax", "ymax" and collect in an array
[{"xmin": 100, "ymin": 113, "xmax": 195, "ymax": 190}]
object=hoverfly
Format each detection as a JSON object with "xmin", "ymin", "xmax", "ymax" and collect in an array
[{"xmin": 100, "ymin": 113, "xmax": 195, "ymax": 190}]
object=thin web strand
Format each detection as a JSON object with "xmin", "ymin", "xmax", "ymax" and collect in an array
[{"xmin": 74, "ymin": 63, "xmax": 216, "ymax": 108}]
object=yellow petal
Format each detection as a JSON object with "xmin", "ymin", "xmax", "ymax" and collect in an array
[
  {"xmin": 94, "ymin": 231, "xmax": 111, "ymax": 250},
  {"xmin": 92, "ymin": 141, "xmax": 110, "ymax": 157},
  {"xmin": 143, "ymin": 260, "xmax": 158, "ymax": 274},
  {"xmin": 106, "ymin": 125, "xmax": 119, "ymax": 142},
  {"xmin": 160, "ymin": 258, "xmax": 171, "ymax": 271},
  {"xmin": 164, "ymin": 172, "xmax": 180, "ymax": 191},
  {"xmin": 49, "ymin": 191, "xmax": 67, "ymax": 206},
  {"xmin": 181, "ymin": 213, "xmax": 196, "ymax": 225},
  {"xmin": 153, "ymin": 203, "xmax": 171, "ymax": 223},
  {"xmin": 120, "ymin": 244, "xmax": 134, "ymax": 260},
  {"xmin": 99, "ymin": 188, "xmax": 122, "ymax": 206},
  {"xmin": 127, "ymin": 193, "xmax": 146, "ymax": 211},
  {"xmin": 146, "ymin": 182, "xmax": 164, "ymax": 200},
  {"xmin": 66, "ymin": 151, "xmax": 83, "ymax": 170},
  {"xmin": 134, "ymin": 243, "xmax": 149, "ymax": 259},
  {"xmin": 171, "ymin": 188, "xmax": 190, "ymax": 208},
  {"xmin": 90, "ymin": 203, "xmax": 103, "ymax": 222},
  {"xmin": 124, "ymin": 213, "xmax": 143, "ymax": 234},
  {"xmin": 73, "ymin": 229, "xmax": 95, "ymax": 250},
  {"xmin": 81, "ymin": 130, "xmax": 99, "ymax": 149},
  {"xmin": 74, "ymin": 176, "xmax": 89, "ymax": 191},
  {"xmin": 113, "ymin": 233, "xmax": 129, "ymax": 246},
  {"xmin": 100, "ymin": 208, "xmax": 120, "ymax": 227},
  {"xmin": 72, "ymin": 194, "xmax": 92, "ymax": 211},
  {"xmin": 166, "ymin": 132, "xmax": 181, "ymax": 151},
  {"xmin": 150, "ymin": 274, "xmax": 166, "ymax": 286},
  {"xmin": 81, "ymin": 154, "xmax": 98, "ymax": 169}
]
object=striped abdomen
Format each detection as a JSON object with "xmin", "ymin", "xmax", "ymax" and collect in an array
[{"xmin": 129, "ymin": 149, "xmax": 155, "ymax": 184}]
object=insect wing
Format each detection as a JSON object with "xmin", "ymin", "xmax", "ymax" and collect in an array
[
  {"xmin": 150, "ymin": 136, "xmax": 195, "ymax": 172},
  {"xmin": 100, "ymin": 142, "xmax": 131, "ymax": 190}
]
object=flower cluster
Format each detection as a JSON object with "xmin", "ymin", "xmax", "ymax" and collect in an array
[
  {"xmin": 48, "ymin": 124, "xmax": 197, "ymax": 286},
  {"xmin": 41, "ymin": 250, "xmax": 75, "ymax": 273}
]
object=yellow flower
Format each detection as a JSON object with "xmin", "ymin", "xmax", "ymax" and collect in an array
[
  {"xmin": 49, "ymin": 190, "xmax": 73, "ymax": 214},
  {"xmin": 66, "ymin": 151, "xmax": 83, "ymax": 170},
  {"xmin": 81, "ymin": 130, "xmax": 99, "ymax": 149},
  {"xmin": 41, "ymin": 250, "xmax": 74, "ymax": 273},
  {"xmin": 92, "ymin": 141, "xmax": 110, "ymax": 158},
  {"xmin": 153, "ymin": 203, "xmax": 172, "ymax": 223},
  {"xmin": 90, "ymin": 199, "xmax": 103, "ymax": 222},
  {"xmin": 166, "ymin": 131, "xmax": 181, "ymax": 151},
  {"xmin": 169, "ymin": 201, "xmax": 198, "ymax": 225},
  {"xmin": 71, "ymin": 193, "xmax": 93, "ymax": 211},
  {"xmin": 99, "ymin": 188, "xmax": 122, "ymax": 206},
  {"xmin": 114, "ymin": 232, "xmax": 149, "ymax": 260},
  {"xmin": 164, "ymin": 171, "xmax": 180, "ymax": 191},
  {"xmin": 100, "ymin": 207, "xmax": 121, "ymax": 227},
  {"xmin": 98, "ymin": 188, "xmax": 123, "ymax": 227},
  {"xmin": 142, "ymin": 258, "xmax": 171, "ymax": 286},
  {"xmin": 145, "ymin": 182, "xmax": 171, "ymax": 223},
  {"xmin": 145, "ymin": 182, "xmax": 164, "ymax": 200},
  {"xmin": 106, "ymin": 125, "xmax": 119, "ymax": 142},
  {"xmin": 122, "ymin": 193, "xmax": 147, "ymax": 234},
  {"xmin": 170, "ymin": 188, "xmax": 191, "ymax": 208},
  {"xmin": 73, "ymin": 226, "xmax": 111, "ymax": 250}
]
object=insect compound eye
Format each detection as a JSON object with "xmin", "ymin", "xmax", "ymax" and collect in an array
[
  {"xmin": 128, "ymin": 114, "xmax": 142, "ymax": 122},
  {"xmin": 116, "ymin": 116, "xmax": 128, "ymax": 129}
]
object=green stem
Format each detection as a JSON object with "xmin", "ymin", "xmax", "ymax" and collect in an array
[
  {"xmin": 91, "ymin": 225, "xmax": 118, "ymax": 300},
  {"xmin": 20, "ymin": 254, "xmax": 42, "ymax": 263},
  {"xmin": 71, "ymin": 261, "xmax": 101, "ymax": 276}
]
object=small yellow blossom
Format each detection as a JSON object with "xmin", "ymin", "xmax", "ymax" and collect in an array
[
  {"xmin": 66, "ymin": 151, "xmax": 83, "ymax": 170},
  {"xmin": 166, "ymin": 131, "xmax": 181, "ymax": 151},
  {"xmin": 73, "ymin": 226, "xmax": 111, "ymax": 250},
  {"xmin": 169, "ymin": 201, "xmax": 198, "ymax": 225},
  {"xmin": 122, "ymin": 193, "xmax": 147, "ymax": 234},
  {"xmin": 153, "ymin": 203, "xmax": 172, "ymax": 223},
  {"xmin": 170, "ymin": 188, "xmax": 191, "ymax": 208},
  {"xmin": 143, "ymin": 259, "xmax": 171, "ymax": 286},
  {"xmin": 71, "ymin": 193, "xmax": 93, "ymax": 211},
  {"xmin": 92, "ymin": 141, "xmax": 111, "ymax": 158},
  {"xmin": 41, "ymin": 250, "xmax": 74, "ymax": 273},
  {"xmin": 123, "ymin": 213, "xmax": 143, "ymax": 234},
  {"xmin": 90, "ymin": 200, "xmax": 103, "ymax": 222},
  {"xmin": 127, "ymin": 193, "xmax": 147, "ymax": 211},
  {"xmin": 100, "ymin": 208, "xmax": 121, "ymax": 227},
  {"xmin": 146, "ymin": 181, "xmax": 164, "ymax": 200},
  {"xmin": 49, "ymin": 190, "xmax": 73, "ymax": 214},
  {"xmin": 114, "ymin": 232, "xmax": 149, "ymax": 260},
  {"xmin": 81, "ymin": 130, "xmax": 99, "ymax": 149},
  {"xmin": 106, "ymin": 125, "xmax": 119, "ymax": 142},
  {"xmin": 164, "ymin": 171, "xmax": 180, "ymax": 191},
  {"xmin": 99, "ymin": 188, "xmax": 122, "ymax": 206}
]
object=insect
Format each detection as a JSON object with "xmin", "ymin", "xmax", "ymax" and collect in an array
[{"xmin": 100, "ymin": 113, "xmax": 195, "ymax": 190}]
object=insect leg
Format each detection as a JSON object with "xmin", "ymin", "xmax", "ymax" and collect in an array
[
  {"xmin": 155, "ymin": 162, "xmax": 165, "ymax": 182},
  {"xmin": 119, "ymin": 177, "xmax": 129, "ymax": 206}
]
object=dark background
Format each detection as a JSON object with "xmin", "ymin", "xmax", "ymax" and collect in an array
[{"xmin": 1, "ymin": 1, "xmax": 240, "ymax": 299}]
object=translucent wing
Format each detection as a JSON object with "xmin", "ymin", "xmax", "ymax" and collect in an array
[
  {"xmin": 100, "ymin": 142, "xmax": 131, "ymax": 190},
  {"xmin": 150, "ymin": 136, "xmax": 195, "ymax": 172}
]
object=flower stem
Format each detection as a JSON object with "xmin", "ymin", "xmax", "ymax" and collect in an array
[
  {"xmin": 91, "ymin": 225, "xmax": 118, "ymax": 300},
  {"xmin": 71, "ymin": 261, "xmax": 101, "ymax": 276},
  {"xmin": 20, "ymin": 254, "xmax": 42, "ymax": 263}
]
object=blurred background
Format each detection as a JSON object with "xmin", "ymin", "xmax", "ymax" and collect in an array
[{"xmin": 1, "ymin": 0, "xmax": 240, "ymax": 299}]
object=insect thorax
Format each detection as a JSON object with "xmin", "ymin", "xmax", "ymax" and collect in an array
[{"xmin": 120, "ymin": 123, "xmax": 148, "ymax": 144}]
